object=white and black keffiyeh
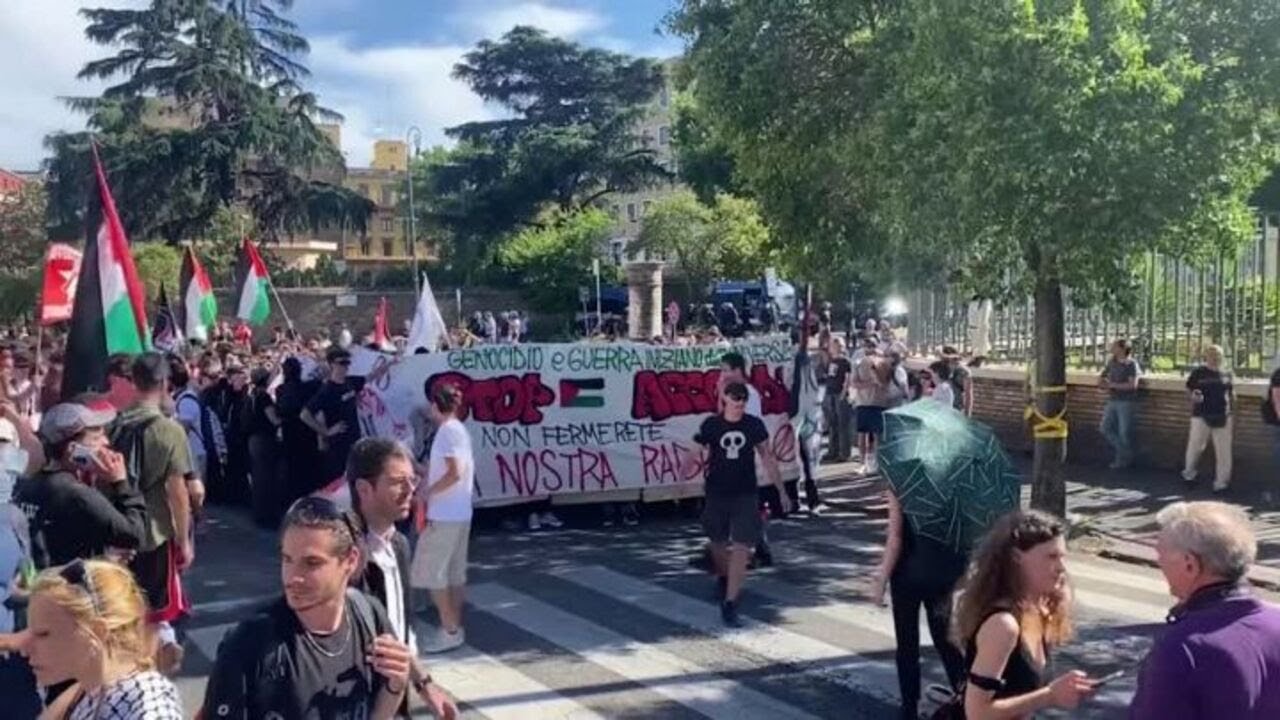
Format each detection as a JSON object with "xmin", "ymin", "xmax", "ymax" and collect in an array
[{"xmin": 69, "ymin": 670, "xmax": 183, "ymax": 720}]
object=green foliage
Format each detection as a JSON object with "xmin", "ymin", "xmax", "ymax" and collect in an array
[
  {"xmin": 0, "ymin": 183, "xmax": 50, "ymax": 272},
  {"xmin": 44, "ymin": 1, "xmax": 371, "ymax": 245},
  {"xmin": 497, "ymin": 208, "xmax": 618, "ymax": 309},
  {"xmin": 0, "ymin": 275, "xmax": 41, "ymax": 324},
  {"xmin": 631, "ymin": 190, "xmax": 772, "ymax": 295},
  {"xmin": 425, "ymin": 27, "xmax": 668, "ymax": 272},
  {"xmin": 131, "ymin": 242, "xmax": 181, "ymax": 300},
  {"xmin": 867, "ymin": 0, "xmax": 1280, "ymax": 307},
  {"xmin": 667, "ymin": 0, "xmax": 889, "ymax": 299},
  {"xmin": 670, "ymin": 91, "xmax": 739, "ymax": 204}
]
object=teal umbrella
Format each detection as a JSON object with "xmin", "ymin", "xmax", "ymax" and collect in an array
[{"xmin": 877, "ymin": 399, "xmax": 1021, "ymax": 553}]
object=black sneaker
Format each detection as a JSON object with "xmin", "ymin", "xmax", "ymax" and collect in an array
[
  {"xmin": 721, "ymin": 600, "xmax": 742, "ymax": 628},
  {"xmin": 715, "ymin": 576, "xmax": 727, "ymax": 601},
  {"xmin": 753, "ymin": 546, "xmax": 774, "ymax": 568}
]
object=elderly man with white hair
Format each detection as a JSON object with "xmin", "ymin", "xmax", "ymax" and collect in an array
[{"xmin": 1129, "ymin": 501, "xmax": 1280, "ymax": 719}]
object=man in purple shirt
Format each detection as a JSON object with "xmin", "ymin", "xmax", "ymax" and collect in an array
[{"xmin": 1130, "ymin": 501, "xmax": 1280, "ymax": 719}]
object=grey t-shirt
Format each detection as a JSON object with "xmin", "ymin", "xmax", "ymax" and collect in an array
[{"xmin": 1102, "ymin": 357, "xmax": 1141, "ymax": 400}]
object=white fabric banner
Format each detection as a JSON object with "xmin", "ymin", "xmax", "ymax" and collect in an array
[{"xmin": 355, "ymin": 337, "xmax": 805, "ymax": 506}]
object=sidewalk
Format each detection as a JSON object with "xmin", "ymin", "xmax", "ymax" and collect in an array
[{"xmin": 815, "ymin": 456, "xmax": 1280, "ymax": 591}]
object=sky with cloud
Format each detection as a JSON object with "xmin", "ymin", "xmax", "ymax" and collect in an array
[{"xmin": 0, "ymin": 0, "xmax": 683, "ymax": 170}]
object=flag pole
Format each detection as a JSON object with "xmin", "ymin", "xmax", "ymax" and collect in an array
[{"xmin": 266, "ymin": 273, "xmax": 295, "ymax": 334}]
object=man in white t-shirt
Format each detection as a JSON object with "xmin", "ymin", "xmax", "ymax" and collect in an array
[{"xmin": 410, "ymin": 383, "xmax": 475, "ymax": 654}]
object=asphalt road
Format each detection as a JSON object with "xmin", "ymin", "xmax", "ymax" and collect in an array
[{"xmin": 168, "ymin": 485, "xmax": 1262, "ymax": 720}]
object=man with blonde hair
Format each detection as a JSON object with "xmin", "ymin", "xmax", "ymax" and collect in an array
[{"xmin": 1130, "ymin": 501, "xmax": 1280, "ymax": 718}]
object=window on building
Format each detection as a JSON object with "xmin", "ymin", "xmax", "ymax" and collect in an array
[
  {"xmin": 358, "ymin": 183, "xmax": 370, "ymax": 198},
  {"xmin": 627, "ymin": 203, "xmax": 638, "ymax": 223},
  {"xmin": 382, "ymin": 238, "xmax": 394, "ymax": 256},
  {"xmin": 611, "ymin": 204, "xmax": 621, "ymax": 220},
  {"xmin": 381, "ymin": 186, "xmax": 393, "ymax": 206},
  {"xmin": 642, "ymin": 200, "xmax": 653, "ymax": 216},
  {"xmin": 610, "ymin": 239, "xmax": 625, "ymax": 266},
  {"xmin": 381, "ymin": 218, "xmax": 393, "ymax": 233},
  {"xmin": 659, "ymin": 126, "xmax": 671, "ymax": 145},
  {"xmin": 359, "ymin": 237, "xmax": 371, "ymax": 256}
]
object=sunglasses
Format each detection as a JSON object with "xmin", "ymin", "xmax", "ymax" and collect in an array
[
  {"xmin": 285, "ymin": 496, "xmax": 360, "ymax": 540},
  {"xmin": 59, "ymin": 559, "xmax": 102, "ymax": 615},
  {"xmin": 333, "ymin": 359, "xmax": 351, "ymax": 366},
  {"xmin": 722, "ymin": 394, "xmax": 747, "ymax": 404}
]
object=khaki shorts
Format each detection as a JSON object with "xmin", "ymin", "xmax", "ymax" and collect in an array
[{"xmin": 410, "ymin": 520, "xmax": 471, "ymax": 590}]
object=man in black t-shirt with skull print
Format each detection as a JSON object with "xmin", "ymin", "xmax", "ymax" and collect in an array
[{"xmin": 686, "ymin": 381, "xmax": 788, "ymax": 627}]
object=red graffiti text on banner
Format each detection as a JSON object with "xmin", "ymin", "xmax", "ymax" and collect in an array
[
  {"xmin": 640, "ymin": 441, "xmax": 702, "ymax": 485},
  {"xmin": 495, "ymin": 448, "xmax": 620, "ymax": 496},
  {"xmin": 631, "ymin": 370, "xmax": 720, "ymax": 422},
  {"xmin": 425, "ymin": 372, "xmax": 555, "ymax": 425}
]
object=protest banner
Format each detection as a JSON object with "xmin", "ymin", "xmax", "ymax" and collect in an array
[{"xmin": 356, "ymin": 337, "xmax": 805, "ymax": 506}]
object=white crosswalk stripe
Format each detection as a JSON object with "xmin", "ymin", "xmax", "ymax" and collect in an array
[
  {"xmin": 179, "ymin": 539, "xmax": 1199, "ymax": 719},
  {"xmin": 469, "ymin": 582, "xmax": 823, "ymax": 720}
]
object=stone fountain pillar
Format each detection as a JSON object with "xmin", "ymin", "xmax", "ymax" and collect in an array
[{"xmin": 625, "ymin": 261, "xmax": 664, "ymax": 341}]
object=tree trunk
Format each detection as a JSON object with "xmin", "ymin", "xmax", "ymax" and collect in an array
[{"xmin": 1030, "ymin": 276, "xmax": 1068, "ymax": 518}]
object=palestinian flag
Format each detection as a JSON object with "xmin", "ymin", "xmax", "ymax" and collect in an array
[
  {"xmin": 235, "ymin": 237, "xmax": 271, "ymax": 326},
  {"xmin": 180, "ymin": 245, "xmax": 216, "ymax": 342},
  {"xmin": 61, "ymin": 144, "xmax": 151, "ymax": 399},
  {"xmin": 559, "ymin": 378, "xmax": 605, "ymax": 408}
]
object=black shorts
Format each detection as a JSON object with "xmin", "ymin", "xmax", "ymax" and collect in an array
[
  {"xmin": 702, "ymin": 492, "xmax": 762, "ymax": 546},
  {"xmin": 856, "ymin": 405, "xmax": 885, "ymax": 435}
]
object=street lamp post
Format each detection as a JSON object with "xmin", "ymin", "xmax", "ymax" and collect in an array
[{"xmin": 406, "ymin": 125, "xmax": 422, "ymax": 297}]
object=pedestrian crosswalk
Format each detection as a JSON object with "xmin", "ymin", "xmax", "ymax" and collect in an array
[{"xmin": 182, "ymin": 524, "xmax": 1196, "ymax": 719}]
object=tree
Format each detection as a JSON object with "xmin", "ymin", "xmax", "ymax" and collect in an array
[
  {"xmin": 43, "ymin": 1, "xmax": 371, "ymax": 245},
  {"xmin": 132, "ymin": 243, "xmax": 181, "ymax": 300},
  {"xmin": 426, "ymin": 27, "xmax": 668, "ymax": 271},
  {"xmin": 675, "ymin": 0, "xmax": 1280, "ymax": 516},
  {"xmin": 497, "ymin": 208, "xmax": 618, "ymax": 309},
  {"xmin": 866, "ymin": 0, "xmax": 1280, "ymax": 515},
  {"xmin": 0, "ymin": 184, "xmax": 50, "ymax": 272},
  {"xmin": 631, "ymin": 190, "xmax": 772, "ymax": 297},
  {"xmin": 668, "ymin": 1, "xmax": 894, "ymax": 300}
]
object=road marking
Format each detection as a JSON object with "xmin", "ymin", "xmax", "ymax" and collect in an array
[
  {"xmin": 412, "ymin": 621, "xmax": 610, "ymax": 720},
  {"xmin": 551, "ymin": 565, "xmax": 902, "ymax": 706},
  {"xmin": 799, "ymin": 534, "xmax": 1169, "ymax": 622},
  {"xmin": 470, "ymin": 582, "xmax": 823, "ymax": 720}
]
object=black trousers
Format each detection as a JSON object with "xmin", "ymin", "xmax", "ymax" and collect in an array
[{"xmin": 890, "ymin": 577, "xmax": 966, "ymax": 714}]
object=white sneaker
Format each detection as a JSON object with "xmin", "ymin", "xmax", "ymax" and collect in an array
[
  {"xmin": 423, "ymin": 628, "xmax": 465, "ymax": 654},
  {"xmin": 527, "ymin": 512, "xmax": 542, "ymax": 531},
  {"xmin": 541, "ymin": 511, "xmax": 564, "ymax": 528}
]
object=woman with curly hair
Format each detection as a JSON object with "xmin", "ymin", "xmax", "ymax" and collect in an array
[{"xmin": 952, "ymin": 510, "xmax": 1097, "ymax": 719}]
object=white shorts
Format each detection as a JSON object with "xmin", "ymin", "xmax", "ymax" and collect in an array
[{"xmin": 410, "ymin": 520, "xmax": 471, "ymax": 590}]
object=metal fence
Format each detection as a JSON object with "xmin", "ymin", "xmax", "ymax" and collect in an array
[{"xmin": 905, "ymin": 216, "xmax": 1280, "ymax": 377}]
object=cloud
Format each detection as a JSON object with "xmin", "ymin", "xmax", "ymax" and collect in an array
[
  {"xmin": 0, "ymin": 0, "xmax": 146, "ymax": 170},
  {"xmin": 461, "ymin": 2, "xmax": 607, "ymax": 41},
  {"xmin": 306, "ymin": 35, "xmax": 497, "ymax": 167}
]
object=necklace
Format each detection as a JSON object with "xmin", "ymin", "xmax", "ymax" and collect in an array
[{"xmin": 302, "ymin": 616, "xmax": 352, "ymax": 659}]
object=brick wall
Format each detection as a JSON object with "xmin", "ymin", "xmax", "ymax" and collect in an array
[{"xmin": 968, "ymin": 367, "xmax": 1276, "ymax": 489}]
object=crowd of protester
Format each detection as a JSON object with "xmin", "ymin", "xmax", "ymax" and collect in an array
[{"xmin": 0, "ymin": 307, "xmax": 1277, "ymax": 719}]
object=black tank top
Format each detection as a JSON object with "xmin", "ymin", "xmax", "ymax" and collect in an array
[{"xmin": 964, "ymin": 610, "xmax": 1047, "ymax": 699}]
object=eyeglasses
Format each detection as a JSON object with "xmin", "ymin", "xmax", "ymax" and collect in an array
[{"xmin": 59, "ymin": 559, "xmax": 102, "ymax": 615}]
